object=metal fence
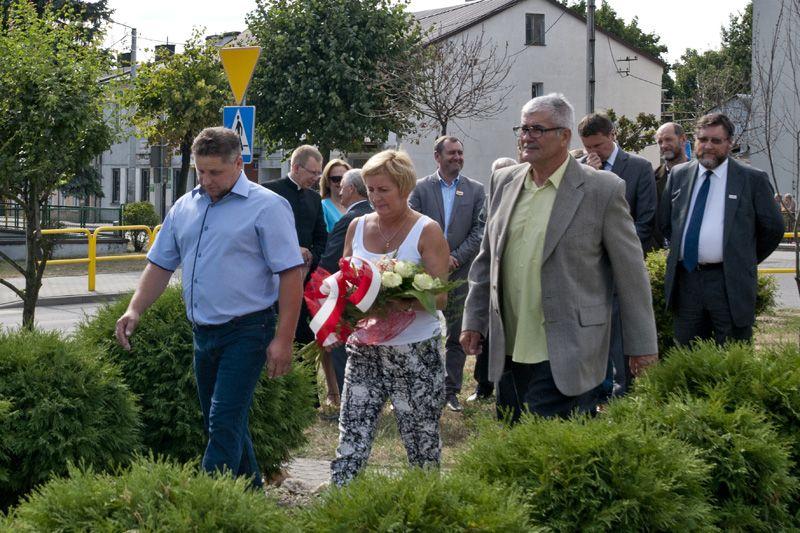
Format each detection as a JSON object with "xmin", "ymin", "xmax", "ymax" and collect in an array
[{"xmin": 0, "ymin": 202, "xmax": 124, "ymax": 229}]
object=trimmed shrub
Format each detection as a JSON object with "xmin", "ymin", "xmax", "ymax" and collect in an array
[
  {"xmin": 4, "ymin": 456, "xmax": 297, "ymax": 532},
  {"xmin": 645, "ymin": 250, "xmax": 778, "ymax": 354},
  {"xmin": 607, "ymin": 393, "xmax": 797, "ymax": 531},
  {"xmin": 122, "ymin": 201, "xmax": 159, "ymax": 251},
  {"xmin": 75, "ymin": 286, "xmax": 317, "ymax": 476},
  {"xmin": 0, "ymin": 329, "xmax": 140, "ymax": 508},
  {"xmin": 301, "ymin": 469, "xmax": 535, "ymax": 532},
  {"xmin": 456, "ymin": 415, "xmax": 714, "ymax": 532}
]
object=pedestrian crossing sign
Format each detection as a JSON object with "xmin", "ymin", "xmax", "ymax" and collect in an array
[{"xmin": 223, "ymin": 106, "xmax": 255, "ymax": 164}]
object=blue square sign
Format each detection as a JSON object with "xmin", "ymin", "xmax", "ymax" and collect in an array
[{"xmin": 223, "ymin": 106, "xmax": 255, "ymax": 164}]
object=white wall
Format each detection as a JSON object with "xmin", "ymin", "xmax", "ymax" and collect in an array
[{"xmin": 402, "ymin": 0, "xmax": 663, "ymax": 185}]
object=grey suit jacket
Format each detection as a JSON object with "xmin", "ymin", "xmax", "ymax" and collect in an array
[
  {"xmin": 462, "ymin": 158, "xmax": 658, "ymax": 396},
  {"xmin": 660, "ymin": 158, "xmax": 784, "ymax": 327},
  {"xmin": 582, "ymin": 149, "xmax": 657, "ymax": 252},
  {"xmin": 318, "ymin": 200, "xmax": 373, "ymax": 273},
  {"xmin": 408, "ymin": 173, "xmax": 486, "ymax": 280}
]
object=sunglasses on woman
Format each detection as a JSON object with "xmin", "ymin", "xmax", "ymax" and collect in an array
[{"xmin": 329, "ymin": 174, "xmax": 344, "ymax": 184}]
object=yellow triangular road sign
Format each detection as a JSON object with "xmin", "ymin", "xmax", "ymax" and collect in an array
[{"xmin": 220, "ymin": 46, "xmax": 261, "ymax": 105}]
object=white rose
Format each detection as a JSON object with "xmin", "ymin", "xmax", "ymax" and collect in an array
[
  {"xmin": 394, "ymin": 260, "xmax": 415, "ymax": 278},
  {"xmin": 381, "ymin": 271, "xmax": 403, "ymax": 288},
  {"xmin": 412, "ymin": 273, "xmax": 435, "ymax": 291}
]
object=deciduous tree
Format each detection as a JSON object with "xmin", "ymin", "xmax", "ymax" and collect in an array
[{"xmin": 0, "ymin": 0, "xmax": 113, "ymax": 328}]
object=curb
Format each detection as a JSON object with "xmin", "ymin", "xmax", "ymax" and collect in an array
[{"xmin": 0, "ymin": 292, "xmax": 126, "ymax": 310}]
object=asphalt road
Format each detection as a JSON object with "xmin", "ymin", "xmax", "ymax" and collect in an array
[{"xmin": 0, "ymin": 301, "xmax": 105, "ymax": 333}]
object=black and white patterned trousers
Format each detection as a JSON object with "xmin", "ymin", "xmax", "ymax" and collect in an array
[{"xmin": 331, "ymin": 336, "xmax": 445, "ymax": 486}]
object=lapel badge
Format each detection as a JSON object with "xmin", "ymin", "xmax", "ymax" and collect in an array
[
  {"xmin": 455, "ymin": 190, "xmax": 464, "ymax": 196},
  {"xmin": 728, "ymin": 194, "xmax": 737, "ymax": 199}
]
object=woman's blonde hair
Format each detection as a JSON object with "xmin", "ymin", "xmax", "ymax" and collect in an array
[
  {"xmin": 320, "ymin": 159, "xmax": 351, "ymax": 198},
  {"xmin": 361, "ymin": 150, "xmax": 417, "ymax": 197}
]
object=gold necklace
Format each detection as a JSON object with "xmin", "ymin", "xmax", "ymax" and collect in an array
[{"xmin": 377, "ymin": 213, "xmax": 410, "ymax": 251}]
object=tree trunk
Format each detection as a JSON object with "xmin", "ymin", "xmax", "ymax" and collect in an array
[
  {"xmin": 439, "ymin": 120, "xmax": 448, "ymax": 136},
  {"xmin": 177, "ymin": 135, "xmax": 192, "ymax": 197},
  {"xmin": 21, "ymin": 193, "xmax": 41, "ymax": 329},
  {"xmin": 320, "ymin": 146, "xmax": 332, "ymax": 165}
]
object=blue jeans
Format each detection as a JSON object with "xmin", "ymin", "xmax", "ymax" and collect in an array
[{"xmin": 192, "ymin": 308, "xmax": 274, "ymax": 488}]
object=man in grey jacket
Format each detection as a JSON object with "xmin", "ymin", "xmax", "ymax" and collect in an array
[
  {"xmin": 460, "ymin": 94, "xmax": 658, "ymax": 421},
  {"xmin": 409, "ymin": 136, "xmax": 486, "ymax": 411}
]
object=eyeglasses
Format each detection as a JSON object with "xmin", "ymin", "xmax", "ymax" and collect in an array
[
  {"xmin": 695, "ymin": 136, "xmax": 729, "ymax": 146},
  {"xmin": 298, "ymin": 162, "xmax": 322, "ymax": 178},
  {"xmin": 512, "ymin": 125, "xmax": 564, "ymax": 138},
  {"xmin": 328, "ymin": 174, "xmax": 344, "ymax": 184}
]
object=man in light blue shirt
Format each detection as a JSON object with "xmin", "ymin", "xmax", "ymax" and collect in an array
[{"xmin": 115, "ymin": 127, "xmax": 304, "ymax": 488}]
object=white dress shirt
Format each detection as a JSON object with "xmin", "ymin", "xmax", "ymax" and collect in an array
[{"xmin": 680, "ymin": 159, "xmax": 729, "ymax": 264}]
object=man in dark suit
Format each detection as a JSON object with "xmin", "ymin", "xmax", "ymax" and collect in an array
[
  {"xmin": 653, "ymin": 122, "xmax": 689, "ymax": 248},
  {"xmin": 318, "ymin": 168, "xmax": 373, "ymax": 396},
  {"xmin": 579, "ymin": 113, "xmax": 658, "ymax": 397},
  {"xmin": 661, "ymin": 113, "xmax": 783, "ymax": 345},
  {"xmin": 409, "ymin": 136, "xmax": 486, "ymax": 412},
  {"xmin": 264, "ymin": 145, "xmax": 328, "ymax": 344}
]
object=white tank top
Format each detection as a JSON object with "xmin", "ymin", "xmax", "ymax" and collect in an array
[{"xmin": 351, "ymin": 214, "xmax": 442, "ymax": 345}]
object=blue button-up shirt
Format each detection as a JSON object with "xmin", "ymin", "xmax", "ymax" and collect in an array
[
  {"xmin": 438, "ymin": 171, "xmax": 461, "ymax": 235},
  {"xmin": 147, "ymin": 171, "xmax": 303, "ymax": 325}
]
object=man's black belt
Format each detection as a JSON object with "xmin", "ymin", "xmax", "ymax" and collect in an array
[
  {"xmin": 681, "ymin": 261, "xmax": 723, "ymax": 271},
  {"xmin": 193, "ymin": 305, "xmax": 276, "ymax": 330}
]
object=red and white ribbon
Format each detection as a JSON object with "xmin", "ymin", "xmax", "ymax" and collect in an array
[{"xmin": 309, "ymin": 257, "xmax": 382, "ymax": 347}]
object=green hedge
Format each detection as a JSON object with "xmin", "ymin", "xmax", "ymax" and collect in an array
[
  {"xmin": 75, "ymin": 286, "xmax": 317, "ymax": 476},
  {"xmin": 3, "ymin": 456, "xmax": 297, "ymax": 532},
  {"xmin": 0, "ymin": 329, "xmax": 140, "ymax": 509},
  {"xmin": 122, "ymin": 201, "xmax": 159, "ymax": 252},
  {"xmin": 456, "ymin": 415, "xmax": 714, "ymax": 532},
  {"xmin": 607, "ymin": 394, "xmax": 797, "ymax": 530},
  {"xmin": 645, "ymin": 250, "xmax": 778, "ymax": 354},
  {"xmin": 300, "ymin": 469, "xmax": 534, "ymax": 532}
]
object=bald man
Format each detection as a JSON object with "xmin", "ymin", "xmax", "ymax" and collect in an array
[{"xmin": 654, "ymin": 122, "xmax": 688, "ymax": 248}]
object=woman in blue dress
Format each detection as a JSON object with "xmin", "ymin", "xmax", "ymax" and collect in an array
[{"xmin": 320, "ymin": 159, "xmax": 351, "ymax": 232}]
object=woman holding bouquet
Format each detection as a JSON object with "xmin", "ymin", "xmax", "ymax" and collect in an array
[{"xmin": 330, "ymin": 149, "xmax": 450, "ymax": 486}]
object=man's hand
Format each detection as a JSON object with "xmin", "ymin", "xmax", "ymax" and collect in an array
[
  {"xmin": 267, "ymin": 336, "xmax": 293, "ymax": 378},
  {"xmin": 460, "ymin": 330, "xmax": 483, "ymax": 355},
  {"xmin": 628, "ymin": 354, "xmax": 658, "ymax": 377},
  {"xmin": 448, "ymin": 256, "xmax": 460, "ymax": 272},
  {"xmin": 299, "ymin": 247, "xmax": 313, "ymax": 266},
  {"xmin": 115, "ymin": 310, "xmax": 140, "ymax": 351},
  {"xmin": 584, "ymin": 152, "xmax": 602, "ymax": 170}
]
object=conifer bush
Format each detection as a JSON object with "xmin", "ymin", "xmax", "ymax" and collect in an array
[
  {"xmin": 607, "ymin": 393, "xmax": 797, "ymax": 530},
  {"xmin": 4, "ymin": 456, "xmax": 297, "ymax": 532},
  {"xmin": 75, "ymin": 287, "xmax": 317, "ymax": 476},
  {"xmin": 0, "ymin": 329, "xmax": 140, "ymax": 508},
  {"xmin": 456, "ymin": 415, "xmax": 714, "ymax": 532},
  {"xmin": 300, "ymin": 469, "xmax": 535, "ymax": 532}
]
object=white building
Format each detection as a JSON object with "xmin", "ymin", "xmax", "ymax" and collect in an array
[
  {"xmin": 402, "ymin": 0, "xmax": 665, "ymax": 184},
  {"xmin": 749, "ymin": 0, "xmax": 800, "ymax": 196}
]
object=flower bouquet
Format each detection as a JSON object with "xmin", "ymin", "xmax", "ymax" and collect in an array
[{"xmin": 298, "ymin": 255, "xmax": 461, "ymax": 365}]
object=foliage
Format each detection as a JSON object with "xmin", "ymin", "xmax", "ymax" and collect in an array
[
  {"xmin": 0, "ymin": 0, "xmax": 111, "ymax": 42},
  {"xmin": 456, "ymin": 415, "xmax": 714, "ymax": 532},
  {"xmin": 247, "ymin": 0, "xmax": 424, "ymax": 158},
  {"xmin": 644, "ymin": 249, "xmax": 777, "ymax": 354},
  {"xmin": 670, "ymin": 3, "xmax": 752, "ymax": 125},
  {"xmin": 122, "ymin": 201, "xmax": 159, "ymax": 252},
  {"xmin": 412, "ymin": 31, "xmax": 514, "ymax": 136},
  {"xmin": 300, "ymin": 469, "xmax": 534, "ymax": 532},
  {"xmin": 632, "ymin": 342, "xmax": 800, "ymax": 478},
  {"xmin": 606, "ymin": 108, "xmax": 659, "ymax": 153},
  {"xmin": 122, "ymin": 29, "xmax": 228, "ymax": 198},
  {"xmin": 4, "ymin": 456, "xmax": 297, "ymax": 532},
  {"xmin": 0, "ymin": 0, "xmax": 114, "ymax": 329},
  {"xmin": 58, "ymin": 164, "xmax": 104, "ymax": 202},
  {"xmin": 607, "ymin": 394, "xmax": 797, "ymax": 530},
  {"xmin": 75, "ymin": 286, "xmax": 317, "ymax": 476},
  {"xmin": 0, "ymin": 328, "xmax": 140, "ymax": 509}
]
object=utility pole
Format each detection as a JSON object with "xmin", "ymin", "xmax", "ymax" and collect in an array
[
  {"xmin": 127, "ymin": 28, "xmax": 138, "ymax": 211},
  {"xmin": 586, "ymin": 0, "xmax": 596, "ymax": 115}
]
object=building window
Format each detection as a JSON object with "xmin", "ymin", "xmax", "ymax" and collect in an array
[
  {"xmin": 112, "ymin": 168, "xmax": 120, "ymax": 204},
  {"xmin": 531, "ymin": 82, "xmax": 544, "ymax": 98},
  {"xmin": 126, "ymin": 169, "xmax": 135, "ymax": 203},
  {"xmin": 525, "ymin": 13, "xmax": 545, "ymax": 46},
  {"xmin": 140, "ymin": 169, "xmax": 150, "ymax": 202}
]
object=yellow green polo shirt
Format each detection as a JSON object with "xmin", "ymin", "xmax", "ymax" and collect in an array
[{"xmin": 501, "ymin": 156, "xmax": 569, "ymax": 363}]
